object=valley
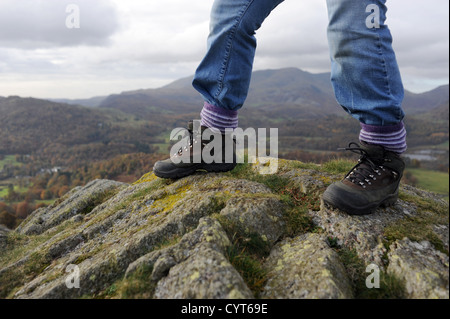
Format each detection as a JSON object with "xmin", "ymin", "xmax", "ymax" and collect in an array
[{"xmin": 0, "ymin": 68, "xmax": 448, "ymax": 229}]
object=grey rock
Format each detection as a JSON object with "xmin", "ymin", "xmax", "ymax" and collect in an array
[
  {"xmin": 0, "ymin": 224, "xmax": 10, "ymax": 250},
  {"xmin": 220, "ymin": 196, "xmax": 285, "ymax": 245},
  {"xmin": 261, "ymin": 233, "xmax": 353, "ymax": 299},
  {"xmin": 154, "ymin": 245, "xmax": 253, "ymax": 299},
  {"xmin": 125, "ymin": 217, "xmax": 232, "ymax": 280},
  {"xmin": 433, "ymin": 224, "xmax": 449, "ymax": 253},
  {"xmin": 127, "ymin": 216, "xmax": 252, "ymax": 299},
  {"xmin": 311, "ymin": 198, "xmax": 422, "ymax": 266},
  {"xmin": 1, "ymin": 160, "xmax": 448, "ymax": 300},
  {"xmin": 387, "ymin": 238, "xmax": 449, "ymax": 299},
  {"xmin": 16, "ymin": 179, "xmax": 127, "ymax": 235}
]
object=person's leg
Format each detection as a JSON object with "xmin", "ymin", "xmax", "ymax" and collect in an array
[
  {"xmin": 153, "ymin": 0, "xmax": 284, "ymax": 179},
  {"xmin": 193, "ymin": 0, "xmax": 285, "ymax": 132},
  {"xmin": 326, "ymin": 0, "xmax": 407, "ymax": 154},
  {"xmin": 323, "ymin": 0, "xmax": 407, "ymax": 215}
]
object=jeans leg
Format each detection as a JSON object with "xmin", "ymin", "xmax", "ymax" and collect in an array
[
  {"xmin": 326, "ymin": 0, "xmax": 405, "ymax": 126},
  {"xmin": 193, "ymin": 0, "xmax": 284, "ymax": 112}
]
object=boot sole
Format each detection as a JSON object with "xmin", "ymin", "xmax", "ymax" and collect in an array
[
  {"xmin": 322, "ymin": 191, "xmax": 398, "ymax": 216},
  {"xmin": 153, "ymin": 163, "xmax": 237, "ymax": 179}
]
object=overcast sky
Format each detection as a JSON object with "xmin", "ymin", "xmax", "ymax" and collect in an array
[{"xmin": 0, "ymin": 0, "xmax": 448, "ymax": 99}]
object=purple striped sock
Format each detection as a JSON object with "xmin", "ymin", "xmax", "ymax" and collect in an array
[
  {"xmin": 200, "ymin": 102, "xmax": 239, "ymax": 132},
  {"xmin": 359, "ymin": 122, "xmax": 407, "ymax": 154}
]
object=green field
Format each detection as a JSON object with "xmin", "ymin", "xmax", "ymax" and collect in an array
[
  {"xmin": 0, "ymin": 155, "xmax": 21, "ymax": 171},
  {"xmin": 0, "ymin": 183, "xmax": 28, "ymax": 201},
  {"xmin": 406, "ymin": 168, "xmax": 449, "ymax": 200}
]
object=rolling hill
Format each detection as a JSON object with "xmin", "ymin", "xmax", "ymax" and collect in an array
[
  {"xmin": 58, "ymin": 68, "xmax": 448, "ymax": 120},
  {"xmin": 0, "ymin": 68, "xmax": 448, "ymax": 168},
  {"xmin": 0, "ymin": 97, "xmax": 167, "ymax": 167}
]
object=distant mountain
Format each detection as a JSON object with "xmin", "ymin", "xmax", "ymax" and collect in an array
[
  {"xmin": 0, "ymin": 68, "xmax": 447, "ymax": 170},
  {"xmin": 49, "ymin": 96, "xmax": 107, "ymax": 108},
  {"xmin": 403, "ymin": 85, "xmax": 449, "ymax": 115},
  {"xmin": 98, "ymin": 77, "xmax": 202, "ymax": 116},
  {"xmin": 418, "ymin": 101, "xmax": 449, "ymax": 122},
  {"xmin": 96, "ymin": 68, "xmax": 449, "ymax": 119},
  {"xmin": 0, "ymin": 97, "xmax": 166, "ymax": 166},
  {"xmin": 0, "ymin": 97, "xmax": 108, "ymax": 154},
  {"xmin": 97, "ymin": 68, "xmax": 339, "ymax": 119}
]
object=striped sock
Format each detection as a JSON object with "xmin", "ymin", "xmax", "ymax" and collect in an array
[
  {"xmin": 359, "ymin": 122, "xmax": 407, "ymax": 154},
  {"xmin": 200, "ymin": 102, "xmax": 239, "ymax": 132}
]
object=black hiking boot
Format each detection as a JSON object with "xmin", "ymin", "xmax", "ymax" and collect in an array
[
  {"xmin": 322, "ymin": 142, "xmax": 405, "ymax": 215},
  {"xmin": 153, "ymin": 120, "xmax": 237, "ymax": 179}
]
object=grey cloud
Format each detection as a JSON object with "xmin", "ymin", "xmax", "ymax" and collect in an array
[{"xmin": 0, "ymin": 0, "xmax": 120, "ymax": 49}]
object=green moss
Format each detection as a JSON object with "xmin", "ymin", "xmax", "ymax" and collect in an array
[
  {"xmin": 133, "ymin": 172, "xmax": 158, "ymax": 185},
  {"xmin": 283, "ymin": 160, "xmax": 321, "ymax": 171},
  {"xmin": 321, "ymin": 159, "xmax": 354, "ymax": 175},
  {"xmin": 227, "ymin": 163, "xmax": 290, "ymax": 194},
  {"xmin": 0, "ymin": 249, "xmax": 50, "ymax": 298},
  {"xmin": 130, "ymin": 178, "xmax": 173, "ymax": 201},
  {"xmin": 153, "ymin": 234, "xmax": 182, "ymax": 251},
  {"xmin": 0, "ymin": 266, "xmax": 25, "ymax": 298},
  {"xmin": 149, "ymin": 184, "xmax": 192, "ymax": 213},
  {"xmin": 384, "ymin": 191, "xmax": 449, "ymax": 255},
  {"xmin": 78, "ymin": 188, "xmax": 120, "ymax": 215},
  {"xmin": 227, "ymin": 162, "xmax": 320, "ymax": 238},
  {"xmin": 215, "ymin": 214, "xmax": 271, "ymax": 258},
  {"xmin": 23, "ymin": 251, "xmax": 50, "ymax": 275},
  {"xmin": 284, "ymin": 206, "xmax": 317, "ymax": 238},
  {"xmin": 97, "ymin": 264, "xmax": 156, "ymax": 299},
  {"xmin": 225, "ymin": 244, "xmax": 268, "ymax": 297},
  {"xmin": 214, "ymin": 212, "xmax": 271, "ymax": 298},
  {"xmin": 334, "ymin": 245, "xmax": 406, "ymax": 299},
  {"xmin": 81, "ymin": 179, "xmax": 173, "ymax": 231}
]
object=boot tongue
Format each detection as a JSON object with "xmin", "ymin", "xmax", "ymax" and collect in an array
[
  {"xmin": 359, "ymin": 142, "xmax": 405, "ymax": 174},
  {"xmin": 360, "ymin": 142, "xmax": 386, "ymax": 164}
]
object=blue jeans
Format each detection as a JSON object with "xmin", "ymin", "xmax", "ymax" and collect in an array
[{"xmin": 192, "ymin": 0, "xmax": 405, "ymax": 126}]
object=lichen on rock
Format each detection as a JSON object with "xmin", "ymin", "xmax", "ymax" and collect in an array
[
  {"xmin": 387, "ymin": 238, "xmax": 449, "ymax": 299},
  {"xmin": 0, "ymin": 160, "xmax": 448, "ymax": 299},
  {"xmin": 261, "ymin": 233, "xmax": 353, "ymax": 299}
]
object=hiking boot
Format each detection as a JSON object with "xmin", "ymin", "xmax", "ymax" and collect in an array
[
  {"xmin": 322, "ymin": 142, "xmax": 405, "ymax": 215},
  {"xmin": 153, "ymin": 120, "xmax": 237, "ymax": 179}
]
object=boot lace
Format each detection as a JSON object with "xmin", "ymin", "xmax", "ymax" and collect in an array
[
  {"xmin": 339, "ymin": 142, "xmax": 398, "ymax": 189},
  {"xmin": 171, "ymin": 123, "xmax": 200, "ymax": 157}
]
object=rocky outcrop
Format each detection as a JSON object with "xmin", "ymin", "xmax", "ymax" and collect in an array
[
  {"xmin": 0, "ymin": 160, "xmax": 448, "ymax": 299},
  {"xmin": 387, "ymin": 238, "xmax": 449, "ymax": 299},
  {"xmin": 0, "ymin": 225, "xmax": 10, "ymax": 250},
  {"xmin": 261, "ymin": 233, "xmax": 353, "ymax": 299},
  {"xmin": 15, "ymin": 179, "xmax": 128, "ymax": 236}
]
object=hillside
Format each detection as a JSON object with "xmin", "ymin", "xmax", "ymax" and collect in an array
[
  {"xmin": 1, "ymin": 69, "xmax": 448, "ymax": 163},
  {"xmin": 421, "ymin": 101, "xmax": 449, "ymax": 122},
  {"xmin": 83, "ymin": 68, "xmax": 450, "ymax": 157},
  {"xmin": 403, "ymin": 85, "xmax": 450, "ymax": 115},
  {"xmin": 0, "ymin": 160, "xmax": 448, "ymax": 299},
  {"xmin": 96, "ymin": 68, "xmax": 449, "ymax": 118},
  {"xmin": 0, "ymin": 69, "xmax": 447, "ymax": 221},
  {"xmin": 0, "ymin": 96, "xmax": 167, "ymax": 167}
]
